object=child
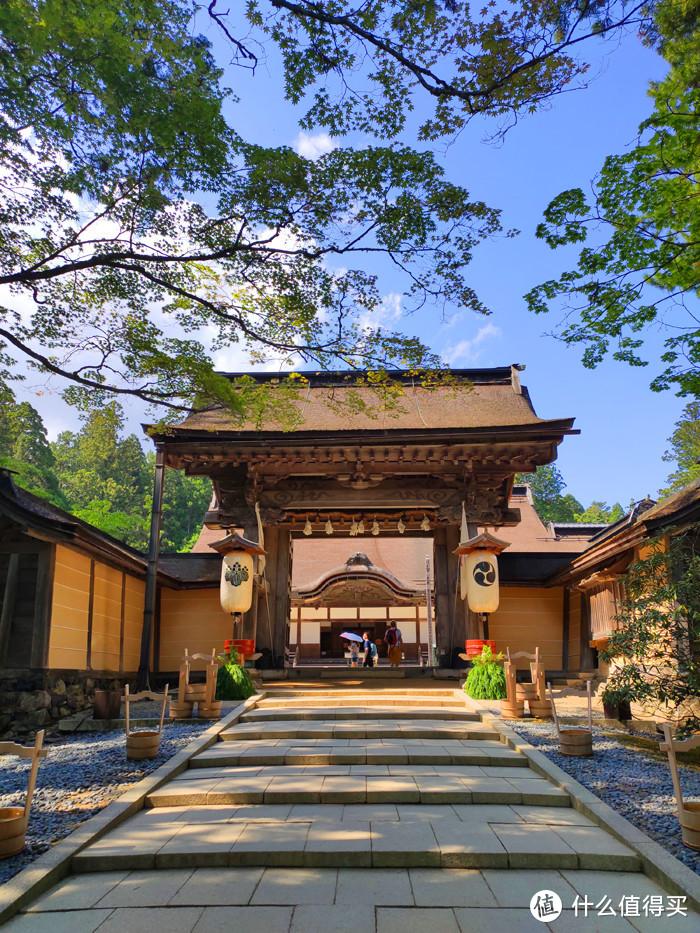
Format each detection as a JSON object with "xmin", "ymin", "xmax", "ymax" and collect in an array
[{"xmin": 349, "ymin": 640, "xmax": 360, "ymax": 668}]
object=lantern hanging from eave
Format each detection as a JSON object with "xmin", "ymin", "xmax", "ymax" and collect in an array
[
  {"xmin": 209, "ymin": 531, "xmax": 266, "ymax": 614},
  {"xmin": 454, "ymin": 532, "xmax": 510, "ymax": 614}
]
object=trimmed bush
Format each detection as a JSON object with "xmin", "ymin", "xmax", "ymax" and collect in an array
[
  {"xmin": 463, "ymin": 646, "xmax": 507, "ymax": 700},
  {"xmin": 215, "ymin": 661, "xmax": 256, "ymax": 701}
]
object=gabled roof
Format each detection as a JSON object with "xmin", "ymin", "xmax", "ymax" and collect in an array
[
  {"xmin": 293, "ymin": 551, "xmax": 424, "ymax": 606},
  {"xmin": 148, "ymin": 366, "xmax": 577, "ymax": 441},
  {"xmin": 546, "ymin": 482, "xmax": 700, "ymax": 585},
  {"xmin": 0, "ymin": 468, "xmax": 146, "ymax": 571},
  {"xmin": 0, "ymin": 469, "xmax": 203, "ymax": 588}
]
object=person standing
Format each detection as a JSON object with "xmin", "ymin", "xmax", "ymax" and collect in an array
[
  {"xmin": 362, "ymin": 631, "xmax": 376, "ymax": 668},
  {"xmin": 385, "ymin": 620, "xmax": 403, "ymax": 668},
  {"xmin": 349, "ymin": 640, "xmax": 360, "ymax": 668}
]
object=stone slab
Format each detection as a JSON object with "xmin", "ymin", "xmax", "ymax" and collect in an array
[
  {"xmin": 168, "ymin": 867, "xmax": 264, "ymax": 906},
  {"xmin": 429, "ymin": 821, "xmax": 508, "ymax": 868},
  {"xmin": 409, "ymin": 868, "xmax": 498, "ymax": 907},
  {"xmin": 335, "ymin": 868, "xmax": 414, "ymax": 905},
  {"xmin": 251, "ymin": 867, "xmax": 337, "ymax": 905},
  {"xmin": 490, "ymin": 822, "xmax": 579, "ymax": 869}
]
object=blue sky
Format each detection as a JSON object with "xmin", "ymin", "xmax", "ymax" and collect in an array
[{"xmin": 14, "ymin": 17, "xmax": 688, "ymax": 510}]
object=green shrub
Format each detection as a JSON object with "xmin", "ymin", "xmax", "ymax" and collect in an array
[
  {"xmin": 215, "ymin": 660, "xmax": 256, "ymax": 701},
  {"xmin": 463, "ymin": 646, "xmax": 507, "ymax": 700}
]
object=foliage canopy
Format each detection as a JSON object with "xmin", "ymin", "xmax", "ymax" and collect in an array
[
  {"xmin": 660, "ymin": 400, "xmax": 700, "ymax": 496},
  {"xmin": 515, "ymin": 464, "xmax": 624, "ymax": 524},
  {"xmin": 526, "ymin": 0, "xmax": 700, "ymax": 397},
  {"xmin": 0, "ymin": 0, "xmax": 652, "ymax": 417},
  {"xmin": 0, "ymin": 394, "xmax": 211, "ymax": 549}
]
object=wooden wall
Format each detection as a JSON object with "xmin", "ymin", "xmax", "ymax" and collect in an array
[
  {"xmin": 568, "ymin": 588, "xmax": 582, "ymax": 671},
  {"xmin": 49, "ymin": 545, "xmax": 91, "ymax": 669},
  {"xmin": 48, "ymin": 544, "xmax": 145, "ymax": 672},
  {"xmin": 488, "ymin": 585, "xmax": 564, "ymax": 672},
  {"xmin": 158, "ymin": 588, "xmax": 233, "ymax": 671}
]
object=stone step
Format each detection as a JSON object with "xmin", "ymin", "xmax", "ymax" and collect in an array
[
  {"xmin": 256, "ymin": 695, "xmax": 464, "ymax": 707},
  {"xmin": 145, "ymin": 765, "xmax": 570, "ymax": 808},
  {"xmin": 192, "ymin": 741, "xmax": 530, "ymax": 769},
  {"xmin": 219, "ymin": 720, "xmax": 499, "ymax": 742},
  {"xmin": 240, "ymin": 707, "xmax": 479, "ymax": 722},
  {"xmin": 73, "ymin": 803, "xmax": 640, "ymax": 872}
]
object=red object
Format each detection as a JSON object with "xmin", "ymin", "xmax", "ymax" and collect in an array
[
  {"xmin": 225, "ymin": 639, "xmax": 255, "ymax": 657},
  {"xmin": 465, "ymin": 639, "xmax": 496, "ymax": 657}
]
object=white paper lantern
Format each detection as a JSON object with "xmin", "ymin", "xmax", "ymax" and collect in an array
[
  {"xmin": 463, "ymin": 551, "xmax": 500, "ymax": 613},
  {"xmin": 210, "ymin": 531, "xmax": 266, "ymax": 616},
  {"xmin": 220, "ymin": 550, "xmax": 255, "ymax": 613},
  {"xmin": 454, "ymin": 531, "xmax": 510, "ymax": 614}
]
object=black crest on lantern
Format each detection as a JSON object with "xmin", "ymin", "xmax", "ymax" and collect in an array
[
  {"xmin": 472, "ymin": 560, "xmax": 496, "ymax": 587},
  {"xmin": 225, "ymin": 562, "xmax": 250, "ymax": 588}
]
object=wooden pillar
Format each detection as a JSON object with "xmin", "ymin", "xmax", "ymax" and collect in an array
[
  {"xmin": 241, "ymin": 520, "xmax": 260, "ymax": 643},
  {"xmin": 580, "ymin": 591, "xmax": 596, "ymax": 671},
  {"xmin": 0, "ymin": 553, "xmax": 19, "ymax": 662},
  {"xmin": 433, "ymin": 525, "xmax": 465, "ymax": 659},
  {"xmin": 256, "ymin": 525, "xmax": 292, "ymax": 667},
  {"xmin": 562, "ymin": 586, "xmax": 570, "ymax": 672},
  {"xmin": 138, "ymin": 445, "xmax": 164, "ymax": 690}
]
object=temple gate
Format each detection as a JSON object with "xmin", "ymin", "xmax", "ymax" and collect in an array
[{"xmin": 141, "ymin": 366, "xmax": 575, "ymax": 679}]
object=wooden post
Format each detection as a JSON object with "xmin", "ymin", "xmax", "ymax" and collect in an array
[
  {"xmin": 0, "ymin": 553, "xmax": 19, "ymax": 662},
  {"xmin": 257, "ymin": 525, "xmax": 292, "ymax": 667},
  {"xmin": 562, "ymin": 586, "xmax": 570, "ymax": 673},
  {"xmin": 85, "ymin": 559, "xmax": 95, "ymax": 670},
  {"xmin": 434, "ymin": 524, "xmax": 471, "ymax": 662},
  {"xmin": 241, "ymin": 520, "xmax": 260, "ymax": 643},
  {"xmin": 432, "ymin": 526, "xmax": 451, "ymax": 662},
  {"xmin": 31, "ymin": 544, "xmax": 54, "ymax": 669},
  {"xmin": 580, "ymin": 591, "xmax": 596, "ymax": 671},
  {"xmin": 138, "ymin": 446, "xmax": 164, "ymax": 690}
]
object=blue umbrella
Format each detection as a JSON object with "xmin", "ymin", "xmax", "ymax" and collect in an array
[{"xmin": 340, "ymin": 631, "xmax": 363, "ymax": 642}]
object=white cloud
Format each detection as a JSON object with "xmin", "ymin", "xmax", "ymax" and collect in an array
[
  {"xmin": 357, "ymin": 292, "xmax": 403, "ymax": 334},
  {"xmin": 442, "ymin": 322, "xmax": 501, "ymax": 365},
  {"xmin": 292, "ymin": 131, "xmax": 336, "ymax": 161}
]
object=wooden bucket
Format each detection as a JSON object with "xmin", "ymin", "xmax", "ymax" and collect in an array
[
  {"xmin": 528, "ymin": 699, "xmax": 552, "ymax": 718},
  {"xmin": 0, "ymin": 807, "xmax": 27, "ymax": 858},
  {"xmin": 187, "ymin": 684, "xmax": 206, "ymax": 697},
  {"xmin": 679, "ymin": 801, "xmax": 700, "ymax": 851},
  {"xmin": 500, "ymin": 699, "xmax": 525, "ymax": 719},
  {"xmin": 169, "ymin": 701, "xmax": 193, "ymax": 720},
  {"xmin": 126, "ymin": 730, "xmax": 161, "ymax": 760},
  {"xmin": 559, "ymin": 728, "xmax": 593, "ymax": 757},
  {"xmin": 198, "ymin": 702, "xmax": 223, "ymax": 720},
  {"xmin": 515, "ymin": 683, "xmax": 537, "ymax": 701}
]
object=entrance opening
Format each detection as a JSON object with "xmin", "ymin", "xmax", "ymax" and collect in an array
[{"xmin": 290, "ymin": 539, "xmax": 432, "ymax": 665}]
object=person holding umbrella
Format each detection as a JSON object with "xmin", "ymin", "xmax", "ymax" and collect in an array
[{"xmin": 341, "ymin": 631, "xmax": 362, "ymax": 668}]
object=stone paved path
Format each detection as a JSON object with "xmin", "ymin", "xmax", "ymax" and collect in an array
[{"xmin": 5, "ymin": 688, "xmax": 695, "ymax": 931}]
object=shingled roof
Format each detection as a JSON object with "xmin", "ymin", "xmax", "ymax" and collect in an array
[{"xmin": 153, "ymin": 367, "xmax": 575, "ymax": 439}]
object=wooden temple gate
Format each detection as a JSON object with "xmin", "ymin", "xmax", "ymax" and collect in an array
[{"xmin": 138, "ymin": 368, "xmax": 575, "ymax": 682}]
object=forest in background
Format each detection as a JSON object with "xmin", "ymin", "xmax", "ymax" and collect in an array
[
  {"xmin": 2, "ymin": 394, "xmax": 698, "ymax": 552},
  {"xmin": 0, "ymin": 395, "xmax": 211, "ymax": 552}
]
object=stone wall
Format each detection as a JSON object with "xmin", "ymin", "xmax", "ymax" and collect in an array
[{"xmin": 0, "ymin": 669, "xmax": 134, "ymax": 739}]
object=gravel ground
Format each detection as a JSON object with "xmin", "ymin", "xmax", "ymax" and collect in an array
[
  {"xmin": 507, "ymin": 718, "xmax": 700, "ymax": 874},
  {"xmin": 0, "ymin": 722, "xmax": 210, "ymax": 886}
]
